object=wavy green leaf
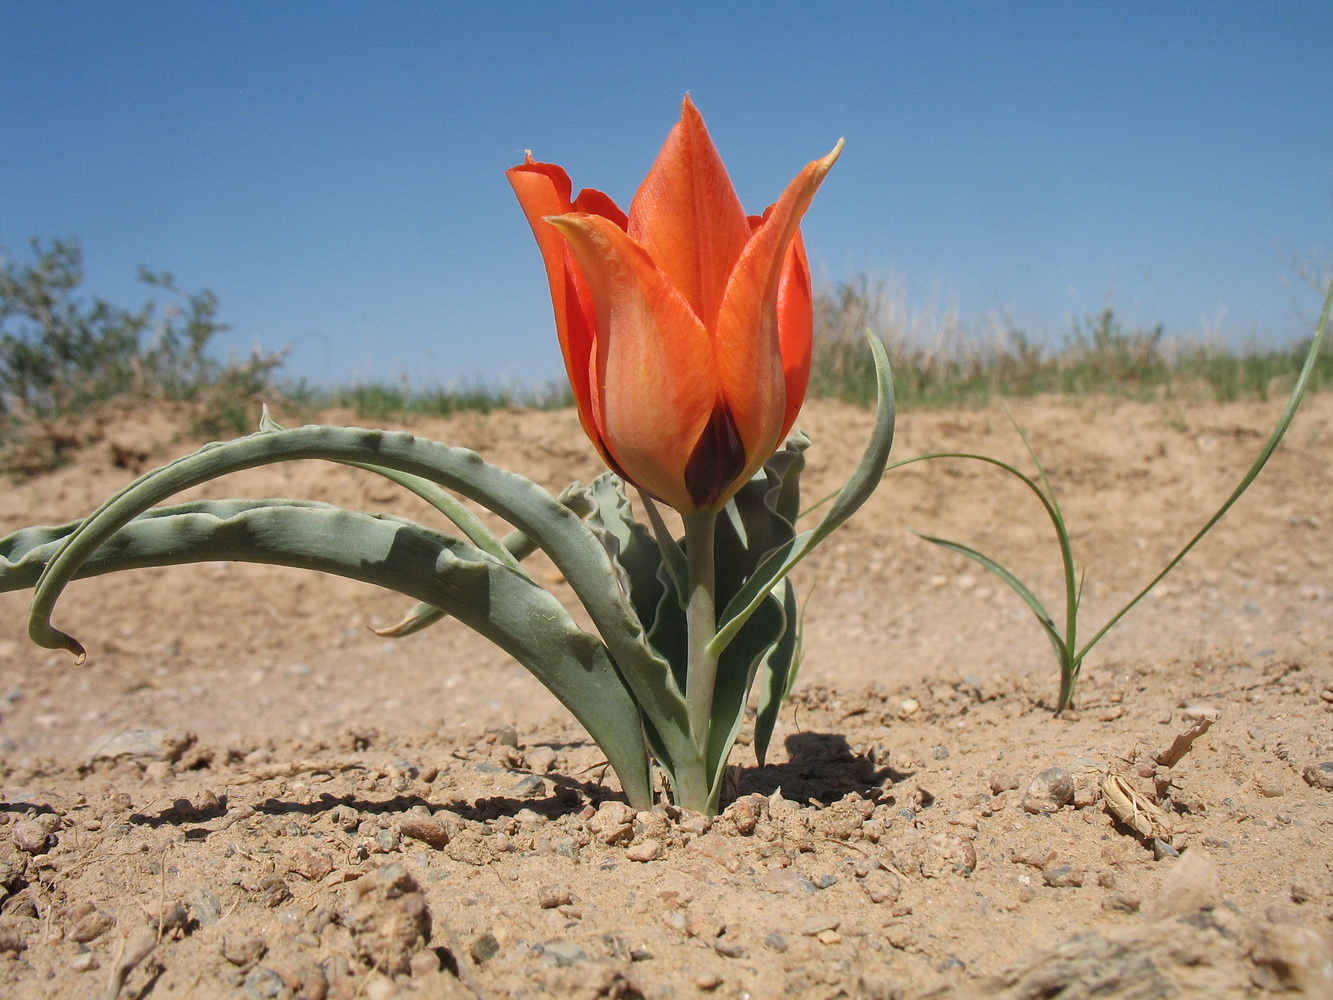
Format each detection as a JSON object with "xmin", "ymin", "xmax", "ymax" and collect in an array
[
  {"xmin": 4, "ymin": 499, "xmax": 654, "ymax": 806},
  {"xmin": 23, "ymin": 424, "xmax": 698, "ymax": 785}
]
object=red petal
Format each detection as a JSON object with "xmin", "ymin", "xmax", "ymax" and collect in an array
[
  {"xmin": 776, "ymin": 229, "xmax": 813, "ymax": 439},
  {"xmin": 713, "ymin": 141, "xmax": 842, "ymax": 478},
  {"xmin": 546, "ymin": 213, "xmax": 719, "ymax": 512},
  {"xmin": 627, "ymin": 96, "xmax": 752, "ymax": 328},
  {"xmin": 507, "ymin": 159, "xmax": 625, "ymax": 465}
]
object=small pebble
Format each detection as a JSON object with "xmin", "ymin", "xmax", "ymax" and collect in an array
[
  {"xmin": 470, "ymin": 933, "xmax": 500, "ymax": 963},
  {"xmin": 989, "ymin": 773, "xmax": 1021, "ymax": 795},
  {"xmin": 68, "ymin": 909, "xmax": 116, "ymax": 943},
  {"xmin": 1041, "ymin": 866, "xmax": 1084, "ymax": 888},
  {"xmin": 1302, "ymin": 762, "xmax": 1333, "ymax": 791},
  {"xmin": 923, "ymin": 832, "xmax": 977, "ymax": 876},
  {"xmin": 801, "ymin": 916, "xmax": 840, "ymax": 936},
  {"xmin": 223, "ymin": 935, "xmax": 268, "ymax": 968},
  {"xmin": 1149, "ymin": 849, "xmax": 1220, "ymax": 918},
  {"xmin": 762, "ymin": 869, "xmax": 818, "ymax": 895},
  {"xmin": 542, "ymin": 940, "xmax": 586, "ymax": 967},
  {"xmin": 512, "ymin": 774, "xmax": 546, "ymax": 798},
  {"xmin": 1252, "ymin": 921, "xmax": 1333, "ymax": 992},
  {"xmin": 409, "ymin": 949, "xmax": 440, "ymax": 976},
  {"xmin": 11, "ymin": 820, "xmax": 51, "ymax": 855},
  {"xmin": 242, "ymin": 965, "xmax": 285, "ymax": 999},
  {"xmin": 68, "ymin": 951, "xmax": 99, "ymax": 972},
  {"xmin": 1022, "ymin": 767, "xmax": 1074, "ymax": 814},
  {"xmin": 1103, "ymin": 892, "xmax": 1141, "ymax": 913},
  {"xmin": 1153, "ymin": 839, "xmax": 1180, "ymax": 861},
  {"xmin": 684, "ymin": 910, "xmax": 725, "ymax": 939},
  {"xmin": 948, "ymin": 811, "xmax": 980, "ymax": 830},
  {"xmin": 189, "ymin": 888, "xmax": 223, "ymax": 925},
  {"xmin": 538, "ymin": 885, "xmax": 572, "ymax": 909},
  {"xmin": 1255, "ymin": 771, "xmax": 1285, "ymax": 797},
  {"xmin": 398, "ymin": 814, "xmax": 450, "ymax": 849},
  {"xmin": 626, "ymin": 839, "xmax": 664, "ymax": 862},
  {"xmin": 714, "ymin": 937, "xmax": 746, "ymax": 958}
]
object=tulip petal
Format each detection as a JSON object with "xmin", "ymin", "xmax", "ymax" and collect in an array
[
  {"xmin": 628, "ymin": 96, "xmax": 752, "ymax": 329},
  {"xmin": 751, "ymin": 210, "xmax": 814, "ymax": 438},
  {"xmin": 776, "ymin": 230, "xmax": 813, "ymax": 438},
  {"xmin": 507, "ymin": 159, "xmax": 627, "ymax": 467},
  {"xmin": 546, "ymin": 213, "xmax": 719, "ymax": 512},
  {"xmin": 684, "ymin": 404, "xmax": 747, "ymax": 510},
  {"xmin": 714, "ymin": 140, "xmax": 843, "ymax": 475}
]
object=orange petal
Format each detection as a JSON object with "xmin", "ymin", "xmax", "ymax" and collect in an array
[
  {"xmin": 507, "ymin": 159, "xmax": 625, "ymax": 465},
  {"xmin": 546, "ymin": 213, "xmax": 719, "ymax": 512},
  {"xmin": 776, "ymin": 229, "xmax": 813, "ymax": 439},
  {"xmin": 627, "ymin": 95, "xmax": 752, "ymax": 329},
  {"xmin": 713, "ymin": 140, "xmax": 842, "ymax": 476}
]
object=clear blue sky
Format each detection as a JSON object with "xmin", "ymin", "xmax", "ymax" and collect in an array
[{"xmin": 3, "ymin": 2, "xmax": 1330, "ymax": 388}]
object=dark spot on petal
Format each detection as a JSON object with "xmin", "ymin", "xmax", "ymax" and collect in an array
[{"xmin": 684, "ymin": 405, "xmax": 746, "ymax": 509}]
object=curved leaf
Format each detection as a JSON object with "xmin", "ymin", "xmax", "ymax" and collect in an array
[
  {"xmin": 260, "ymin": 409, "xmax": 522, "ymax": 573},
  {"xmin": 23, "ymin": 424, "xmax": 697, "ymax": 782},
  {"xmin": 753, "ymin": 580, "xmax": 803, "ymax": 767},
  {"xmin": 5, "ymin": 499, "xmax": 654, "ymax": 807}
]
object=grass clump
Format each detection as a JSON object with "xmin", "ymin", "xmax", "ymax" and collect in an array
[
  {"xmin": 286, "ymin": 379, "xmax": 573, "ymax": 422},
  {"xmin": 1, "ymin": 238, "xmax": 282, "ymax": 473},
  {"xmin": 810, "ymin": 275, "xmax": 1333, "ymax": 408}
]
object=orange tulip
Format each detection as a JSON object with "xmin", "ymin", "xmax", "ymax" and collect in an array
[{"xmin": 508, "ymin": 96, "xmax": 841, "ymax": 512}]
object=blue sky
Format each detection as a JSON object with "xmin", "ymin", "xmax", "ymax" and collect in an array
[{"xmin": 3, "ymin": 2, "xmax": 1330, "ymax": 388}]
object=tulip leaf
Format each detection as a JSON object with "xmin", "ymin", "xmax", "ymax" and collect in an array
[
  {"xmin": 22, "ymin": 423, "xmax": 698, "ymax": 793},
  {"xmin": 371, "ymin": 602, "xmax": 447, "ymax": 638},
  {"xmin": 635, "ymin": 492, "xmax": 688, "ymax": 607},
  {"xmin": 704, "ymin": 578, "xmax": 796, "ymax": 805},
  {"xmin": 2, "ymin": 498, "xmax": 655, "ymax": 808},
  {"xmin": 376, "ymin": 495, "xmax": 577, "ymax": 639},
  {"xmin": 753, "ymin": 581, "xmax": 808, "ymax": 766},
  {"xmin": 584, "ymin": 475, "xmax": 673, "ymax": 637},
  {"xmin": 710, "ymin": 333, "xmax": 895, "ymax": 657},
  {"xmin": 686, "ymin": 433, "xmax": 810, "ymax": 806},
  {"xmin": 260, "ymin": 411, "xmax": 524, "ymax": 575}
]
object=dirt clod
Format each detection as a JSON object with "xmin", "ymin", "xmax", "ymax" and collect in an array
[{"xmin": 338, "ymin": 863, "xmax": 432, "ymax": 977}]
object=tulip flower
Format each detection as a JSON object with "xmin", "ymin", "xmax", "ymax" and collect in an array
[{"xmin": 508, "ymin": 96, "xmax": 841, "ymax": 513}]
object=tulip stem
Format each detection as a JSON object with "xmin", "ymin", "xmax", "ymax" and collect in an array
[{"xmin": 682, "ymin": 510, "xmax": 719, "ymax": 750}]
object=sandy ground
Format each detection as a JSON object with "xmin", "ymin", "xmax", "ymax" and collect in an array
[{"xmin": 0, "ymin": 393, "xmax": 1330, "ymax": 998}]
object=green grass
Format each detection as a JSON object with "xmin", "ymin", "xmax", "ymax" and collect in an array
[
  {"xmin": 809, "ymin": 277, "xmax": 1333, "ymax": 410},
  {"xmin": 288, "ymin": 283, "xmax": 1332, "ymax": 424},
  {"xmin": 283, "ymin": 378, "xmax": 574, "ymax": 422},
  {"xmin": 4, "ymin": 234, "xmax": 1326, "ymax": 443}
]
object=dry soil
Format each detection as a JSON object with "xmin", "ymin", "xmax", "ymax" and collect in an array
[{"xmin": 1, "ymin": 394, "xmax": 1331, "ymax": 999}]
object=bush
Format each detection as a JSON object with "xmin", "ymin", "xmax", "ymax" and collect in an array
[{"xmin": 0, "ymin": 238, "xmax": 283, "ymax": 471}]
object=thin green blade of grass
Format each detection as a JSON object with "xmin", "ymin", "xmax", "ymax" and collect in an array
[{"xmin": 1073, "ymin": 279, "xmax": 1333, "ymax": 662}]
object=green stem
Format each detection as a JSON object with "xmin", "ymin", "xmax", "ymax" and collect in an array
[{"xmin": 683, "ymin": 510, "xmax": 719, "ymax": 750}]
